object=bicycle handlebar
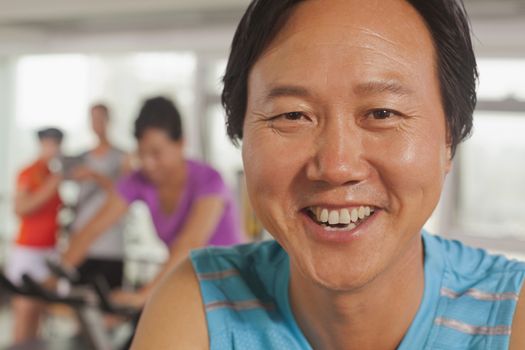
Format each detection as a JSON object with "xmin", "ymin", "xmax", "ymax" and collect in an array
[
  {"xmin": 21, "ymin": 274, "xmax": 86, "ymax": 307},
  {"xmin": 0, "ymin": 273, "xmax": 35, "ymax": 297},
  {"xmin": 46, "ymin": 259, "xmax": 80, "ymax": 283},
  {"xmin": 0, "ymin": 265, "xmax": 141, "ymax": 319},
  {"xmin": 91, "ymin": 275, "xmax": 139, "ymax": 317},
  {"xmin": 46, "ymin": 259, "xmax": 140, "ymax": 317}
]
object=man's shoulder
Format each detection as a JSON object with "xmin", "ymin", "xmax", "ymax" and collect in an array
[
  {"xmin": 132, "ymin": 258, "xmax": 208, "ymax": 349},
  {"xmin": 424, "ymin": 232, "xmax": 525, "ymax": 349},
  {"xmin": 17, "ymin": 160, "xmax": 46, "ymax": 185},
  {"xmin": 510, "ymin": 285, "xmax": 525, "ymax": 349},
  {"xmin": 427, "ymin": 232, "xmax": 525, "ymax": 278},
  {"xmin": 190, "ymin": 240, "xmax": 285, "ymax": 275},
  {"xmin": 19, "ymin": 159, "xmax": 44, "ymax": 175}
]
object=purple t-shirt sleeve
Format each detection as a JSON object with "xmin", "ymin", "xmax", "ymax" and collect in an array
[
  {"xmin": 116, "ymin": 171, "xmax": 143, "ymax": 204},
  {"xmin": 193, "ymin": 166, "xmax": 228, "ymax": 200}
]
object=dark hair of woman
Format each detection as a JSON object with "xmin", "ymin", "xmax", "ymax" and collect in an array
[
  {"xmin": 37, "ymin": 127, "xmax": 64, "ymax": 142},
  {"xmin": 134, "ymin": 96, "xmax": 183, "ymax": 141},
  {"xmin": 221, "ymin": 0, "xmax": 478, "ymax": 156}
]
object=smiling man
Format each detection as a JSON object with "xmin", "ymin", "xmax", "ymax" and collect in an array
[{"xmin": 132, "ymin": 0, "xmax": 525, "ymax": 349}]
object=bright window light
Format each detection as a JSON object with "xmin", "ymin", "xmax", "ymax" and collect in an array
[
  {"xmin": 459, "ymin": 111, "xmax": 525, "ymax": 239},
  {"xmin": 15, "ymin": 54, "xmax": 90, "ymax": 130},
  {"xmin": 477, "ymin": 58, "xmax": 525, "ymax": 100},
  {"xmin": 130, "ymin": 52, "xmax": 195, "ymax": 85},
  {"xmin": 206, "ymin": 103, "xmax": 242, "ymax": 190}
]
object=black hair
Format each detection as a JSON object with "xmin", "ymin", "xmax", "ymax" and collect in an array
[
  {"xmin": 134, "ymin": 96, "xmax": 183, "ymax": 141},
  {"xmin": 221, "ymin": 0, "xmax": 478, "ymax": 157},
  {"xmin": 37, "ymin": 127, "xmax": 64, "ymax": 143}
]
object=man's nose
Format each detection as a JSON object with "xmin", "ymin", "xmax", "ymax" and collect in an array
[{"xmin": 305, "ymin": 117, "xmax": 370, "ymax": 186}]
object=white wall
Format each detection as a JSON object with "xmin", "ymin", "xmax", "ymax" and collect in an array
[
  {"xmin": 0, "ymin": 58, "xmax": 15, "ymax": 239},
  {"xmin": 472, "ymin": 18, "xmax": 525, "ymax": 58}
]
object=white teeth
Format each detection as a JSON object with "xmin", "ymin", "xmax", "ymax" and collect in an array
[
  {"xmin": 328, "ymin": 211, "xmax": 339, "ymax": 225},
  {"xmin": 311, "ymin": 205, "xmax": 375, "ymax": 226},
  {"xmin": 350, "ymin": 208, "xmax": 358, "ymax": 223},
  {"xmin": 340, "ymin": 209, "xmax": 351, "ymax": 224},
  {"xmin": 358, "ymin": 206, "xmax": 365, "ymax": 219},
  {"xmin": 320, "ymin": 209, "xmax": 329, "ymax": 223}
]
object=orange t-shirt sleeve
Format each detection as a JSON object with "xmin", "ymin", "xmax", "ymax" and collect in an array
[
  {"xmin": 15, "ymin": 163, "xmax": 60, "ymax": 247},
  {"xmin": 16, "ymin": 168, "xmax": 33, "ymax": 192}
]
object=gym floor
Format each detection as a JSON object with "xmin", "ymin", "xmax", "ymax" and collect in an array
[{"xmin": 0, "ymin": 296, "xmax": 86, "ymax": 349}]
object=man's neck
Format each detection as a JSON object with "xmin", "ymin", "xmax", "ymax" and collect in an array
[
  {"xmin": 38, "ymin": 156, "xmax": 51, "ymax": 165},
  {"xmin": 92, "ymin": 139, "xmax": 111, "ymax": 155},
  {"xmin": 289, "ymin": 234, "xmax": 424, "ymax": 350}
]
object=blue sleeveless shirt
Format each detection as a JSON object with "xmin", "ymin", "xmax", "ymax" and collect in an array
[{"xmin": 190, "ymin": 231, "xmax": 525, "ymax": 349}]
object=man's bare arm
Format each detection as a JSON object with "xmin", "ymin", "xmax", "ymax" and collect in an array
[
  {"xmin": 131, "ymin": 258, "xmax": 209, "ymax": 350},
  {"xmin": 510, "ymin": 281, "xmax": 525, "ymax": 349}
]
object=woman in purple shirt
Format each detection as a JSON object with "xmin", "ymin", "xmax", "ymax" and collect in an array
[{"xmin": 60, "ymin": 96, "xmax": 243, "ymax": 306}]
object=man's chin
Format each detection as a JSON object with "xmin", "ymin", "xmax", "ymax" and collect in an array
[
  {"xmin": 310, "ymin": 271, "xmax": 377, "ymax": 293},
  {"xmin": 294, "ymin": 256, "xmax": 379, "ymax": 293}
]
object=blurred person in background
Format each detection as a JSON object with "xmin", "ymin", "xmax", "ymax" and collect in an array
[
  {"xmin": 70, "ymin": 103, "xmax": 131, "ymax": 291},
  {"xmin": 58, "ymin": 96, "xmax": 243, "ymax": 307},
  {"xmin": 4, "ymin": 127, "xmax": 63, "ymax": 344}
]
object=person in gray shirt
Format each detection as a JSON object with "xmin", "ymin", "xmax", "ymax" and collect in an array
[{"xmin": 70, "ymin": 103, "xmax": 131, "ymax": 289}]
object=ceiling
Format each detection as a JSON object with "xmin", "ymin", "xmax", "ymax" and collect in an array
[
  {"xmin": 0, "ymin": 0, "xmax": 523, "ymax": 55},
  {"xmin": 0, "ymin": 0, "xmax": 248, "ymax": 34},
  {"xmin": 0, "ymin": 0, "xmax": 248, "ymax": 21},
  {"xmin": 465, "ymin": 0, "xmax": 525, "ymax": 18}
]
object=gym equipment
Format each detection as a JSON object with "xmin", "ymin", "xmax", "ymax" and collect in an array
[{"xmin": 0, "ymin": 270, "xmax": 140, "ymax": 350}]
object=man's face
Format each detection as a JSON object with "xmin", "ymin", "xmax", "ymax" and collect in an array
[
  {"xmin": 242, "ymin": 0, "xmax": 451, "ymax": 291},
  {"xmin": 90, "ymin": 107, "xmax": 108, "ymax": 138},
  {"xmin": 40, "ymin": 138, "xmax": 61, "ymax": 161}
]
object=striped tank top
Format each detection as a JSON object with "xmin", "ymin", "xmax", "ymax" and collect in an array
[{"xmin": 190, "ymin": 231, "xmax": 525, "ymax": 349}]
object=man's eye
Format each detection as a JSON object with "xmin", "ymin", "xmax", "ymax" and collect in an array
[
  {"xmin": 281, "ymin": 112, "xmax": 305, "ymax": 120},
  {"xmin": 370, "ymin": 109, "xmax": 396, "ymax": 120},
  {"xmin": 266, "ymin": 111, "xmax": 313, "ymax": 134}
]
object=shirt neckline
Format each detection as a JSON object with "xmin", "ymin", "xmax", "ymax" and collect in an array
[
  {"xmin": 395, "ymin": 230, "xmax": 445, "ymax": 349},
  {"xmin": 276, "ymin": 230, "xmax": 444, "ymax": 350},
  {"xmin": 154, "ymin": 159, "xmax": 192, "ymax": 219},
  {"xmin": 276, "ymin": 252, "xmax": 313, "ymax": 349}
]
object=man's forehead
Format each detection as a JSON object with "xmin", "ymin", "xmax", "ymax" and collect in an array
[{"xmin": 267, "ymin": 0, "xmax": 433, "ymax": 54}]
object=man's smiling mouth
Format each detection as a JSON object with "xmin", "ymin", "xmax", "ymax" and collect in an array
[{"xmin": 305, "ymin": 206, "xmax": 376, "ymax": 231}]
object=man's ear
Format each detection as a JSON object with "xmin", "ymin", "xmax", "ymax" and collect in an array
[
  {"xmin": 444, "ymin": 126, "xmax": 453, "ymax": 174},
  {"xmin": 444, "ymin": 141, "xmax": 453, "ymax": 174}
]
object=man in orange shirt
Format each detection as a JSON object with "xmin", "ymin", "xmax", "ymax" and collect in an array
[{"xmin": 4, "ymin": 127, "xmax": 63, "ymax": 344}]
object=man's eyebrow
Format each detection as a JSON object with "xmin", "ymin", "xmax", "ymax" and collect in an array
[
  {"xmin": 265, "ymin": 85, "xmax": 312, "ymax": 101},
  {"xmin": 263, "ymin": 81, "xmax": 412, "ymax": 102},
  {"xmin": 354, "ymin": 80, "xmax": 414, "ymax": 96}
]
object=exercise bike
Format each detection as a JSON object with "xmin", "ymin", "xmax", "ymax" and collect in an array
[{"xmin": 0, "ymin": 263, "xmax": 140, "ymax": 350}]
